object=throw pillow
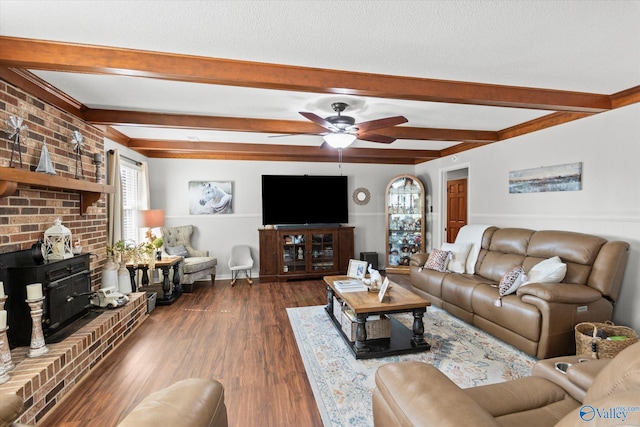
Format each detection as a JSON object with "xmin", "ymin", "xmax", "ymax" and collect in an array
[
  {"xmin": 440, "ymin": 242, "xmax": 473, "ymax": 274},
  {"xmin": 521, "ymin": 256, "xmax": 567, "ymax": 286},
  {"xmin": 424, "ymin": 249, "xmax": 451, "ymax": 272},
  {"xmin": 494, "ymin": 265, "xmax": 525, "ymax": 307},
  {"xmin": 165, "ymin": 244, "xmax": 189, "ymax": 258}
]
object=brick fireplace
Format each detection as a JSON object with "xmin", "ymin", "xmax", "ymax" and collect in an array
[
  {"xmin": 0, "ymin": 79, "xmax": 147, "ymax": 423},
  {"xmin": 1, "ymin": 293, "xmax": 147, "ymax": 424},
  {"xmin": 0, "ymin": 79, "xmax": 106, "ymax": 260}
]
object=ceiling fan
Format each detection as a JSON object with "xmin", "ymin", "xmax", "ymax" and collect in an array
[{"xmin": 297, "ymin": 102, "xmax": 408, "ymax": 149}]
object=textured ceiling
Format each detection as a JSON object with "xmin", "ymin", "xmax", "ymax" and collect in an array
[{"xmin": 0, "ymin": 0, "xmax": 638, "ymax": 162}]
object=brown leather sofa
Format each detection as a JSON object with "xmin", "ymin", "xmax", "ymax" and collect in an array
[
  {"xmin": 373, "ymin": 341, "xmax": 640, "ymax": 426},
  {"xmin": 410, "ymin": 227, "xmax": 629, "ymax": 358},
  {"xmin": 0, "ymin": 378, "xmax": 227, "ymax": 427}
]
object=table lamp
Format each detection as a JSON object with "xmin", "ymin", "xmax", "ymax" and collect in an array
[{"xmin": 139, "ymin": 209, "xmax": 165, "ymax": 243}]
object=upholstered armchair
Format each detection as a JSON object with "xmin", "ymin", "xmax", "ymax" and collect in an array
[{"xmin": 160, "ymin": 225, "xmax": 217, "ymax": 293}]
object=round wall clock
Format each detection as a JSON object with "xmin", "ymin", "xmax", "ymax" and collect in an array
[{"xmin": 352, "ymin": 187, "xmax": 371, "ymax": 205}]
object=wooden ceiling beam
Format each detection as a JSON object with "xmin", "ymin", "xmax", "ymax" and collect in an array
[
  {"xmin": 439, "ymin": 142, "xmax": 494, "ymax": 158},
  {"xmin": 610, "ymin": 85, "xmax": 640, "ymax": 109},
  {"xmin": 86, "ymin": 109, "xmax": 497, "ymax": 143},
  {"xmin": 497, "ymin": 111, "xmax": 592, "ymax": 141},
  {"xmin": 127, "ymin": 139, "xmax": 439, "ymax": 164},
  {"xmin": 376, "ymin": 126, "xmax": 497, "ymax": 143},
  {"xmin": 103, "ymin": 126, "xmax": 131, "ymax": 146},
  {"xmin": 0, "ymin": 36, "xmax": 611, "ymax": 113},
  {"xmin": 144, "ymin": 151, "xmax": 431, "ymax": 165},
  {"xmin": 86, "ymin": 110, "xmax": 326, "ymax": 134},
  {"xmin": 0, "ymin": 67, "xmax": 85, "ymax": 117},
  {"xmin": 438, "ymin": 111, "xmax": 592, "ymax": 157}
]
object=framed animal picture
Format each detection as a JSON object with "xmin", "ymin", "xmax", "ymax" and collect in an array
[
  {"xmin": 347, "ymin": 259, "xmax": 368, "ymax": 280},
  {"xmin": 188, "ymin": 181, "xmax": 233, "ymax": 215}
]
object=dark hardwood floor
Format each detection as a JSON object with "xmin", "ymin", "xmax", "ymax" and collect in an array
[{"xmin": 40, "ymin": 274, "xmax": 410, "ymax": 427}]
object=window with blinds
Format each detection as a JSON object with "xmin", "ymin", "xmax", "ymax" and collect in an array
[{"xmin": 120, "ymin": 163, "xmax": 141, "ymax": 243}]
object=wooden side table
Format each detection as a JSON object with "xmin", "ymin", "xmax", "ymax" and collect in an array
[{"xmin": 127, "ymin": 256, "xmax": 184, "ymax": 305}]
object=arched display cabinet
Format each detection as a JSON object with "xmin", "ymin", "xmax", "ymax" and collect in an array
[{"xmin": 385, "ymin": 174, "xmax": 426, "ymax": 274}]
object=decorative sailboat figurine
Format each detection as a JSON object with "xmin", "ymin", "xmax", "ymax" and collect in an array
[{"xmin": 35, "ymin": 141, "xmax": 57, "ymax": 175}]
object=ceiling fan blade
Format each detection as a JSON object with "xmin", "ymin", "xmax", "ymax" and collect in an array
[
  {"xmin": 357, "ymin": 133, "xmax": 396, "ymax": 144},
  {"xmin": 355, "ymin": 116, "xmax": 408, "ymax": 133},
  {"xmin": 299, "ymin": 112, "xmax": 338, "ymax": 132}
]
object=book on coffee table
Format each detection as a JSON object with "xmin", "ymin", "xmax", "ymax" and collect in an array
[{"xmin": 334, "ymin": 279, "xmax": 367, "ymax": 293}]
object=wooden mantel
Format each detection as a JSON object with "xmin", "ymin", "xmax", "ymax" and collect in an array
[{"xmin": 0, "ymin": 167, "xmax": 115, "ymax": 214}]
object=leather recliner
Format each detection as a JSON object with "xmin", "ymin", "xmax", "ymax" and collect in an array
[
  {"xmin": 118, "ymin": 378, "xmax": 228, "ymax": 427},
  {"xmin": 373, "ymin": 341, "xmax": 640, "ymax": 426},
  {"xmin": 0, "ymin": 378, "xmax": 227, "ymax": 427}
]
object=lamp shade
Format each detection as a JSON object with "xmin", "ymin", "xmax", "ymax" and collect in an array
[
  {"xmin": 323, "ymin": 133, "xmax": 356, "ymax": 149},
  {"xmin": 139, "ymin": 209, "xmax": 165, "ymax": 228}
]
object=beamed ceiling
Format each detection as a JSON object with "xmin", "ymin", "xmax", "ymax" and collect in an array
[{"xmin": 0, "ymin": 2, "xmax": 639, "ymax": 165}]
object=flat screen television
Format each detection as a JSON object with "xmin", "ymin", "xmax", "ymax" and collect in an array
[{"xmin": 261, "ymin": 175, "xmax": 348, "ymax": 226}]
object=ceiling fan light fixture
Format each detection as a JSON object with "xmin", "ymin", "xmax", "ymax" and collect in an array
[{"xmin": 323, "ymin": 133, "xmax": 356, "ymax": 149}]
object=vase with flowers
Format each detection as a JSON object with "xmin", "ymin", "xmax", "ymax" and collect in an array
[
  {"xmin": 107, "ymin": 240, "xmax": 157, "ymax": 294},
  {"xmin": 107, "ymin": 240, "xmax": 133, "ymax": 294}
]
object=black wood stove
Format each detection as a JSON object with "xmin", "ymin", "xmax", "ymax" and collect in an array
[{"xmin": 0, "ymin": 250, "xmax": 91, "ymax": 348}]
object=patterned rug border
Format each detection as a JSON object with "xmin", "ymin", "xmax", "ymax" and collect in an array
[{"xmin": 287, "ymin": 304, "xmax": 537, "ymax": 427}]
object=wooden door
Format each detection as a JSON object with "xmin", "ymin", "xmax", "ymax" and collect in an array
[{"xmin": 447, "ymin": 178, "xmax": 467, "ymax": 243}]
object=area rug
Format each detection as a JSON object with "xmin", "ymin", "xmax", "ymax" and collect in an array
[{"xmin": 287, "ymin": 305, "xmax": 537, "ymax": 427}]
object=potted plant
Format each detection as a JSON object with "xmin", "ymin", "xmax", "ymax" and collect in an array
[
  {"xmin": 106, "ymin": 240, "xmax": 135, "ymax": 294},
  {"xmin": 152, "ymin": 237, "xmax": 163, "ymax": 260},
  {"xmin": 107, "ymin": 240, "xmax": 156, "ymax": 266},
  {"xmin": 134, "ymin": 241, "xmax": 156, "ymax": 266},
  {"xmin": 107, "ymin": 240, "xmax": 127, "ymax": 263}
]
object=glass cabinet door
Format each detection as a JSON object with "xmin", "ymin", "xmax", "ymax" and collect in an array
[
  {"xmin": 311, "ymin": 232, "xmax": 335, "ymax": 272},
  {"xmin": 281, "ymin": 233, "xmax": 306, "ymax": 274},
  {"xmin": 385, "ymin": 174, "xmax": 426, "ymax": 273}
]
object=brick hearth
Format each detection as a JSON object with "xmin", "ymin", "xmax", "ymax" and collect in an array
[{"xmin": 0, "ymin": 293, "xmax": 147, "ymax": 424}]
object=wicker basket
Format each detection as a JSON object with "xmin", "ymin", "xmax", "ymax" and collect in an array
[
  {"xmin": 575, "ymin": 321, "xmax": 639, "ymax": 359},
  {"xmin": 341, "ymin": 310, "xmax": 391, "ymax": 341},
  {"xmin": 332, "ymin": 296, "xmax": 344, "ymax": 320}
]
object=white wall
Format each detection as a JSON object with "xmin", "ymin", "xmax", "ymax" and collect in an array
[
  {"xmin": 415, "ymin": 103, "xmax": 640, "ymax": 332},
  {"xmin": 113, "ymin": 104, "xmax": 639, "ymax": 332},
  {"xmin": 146, "ymin": 158, "xmax": 411, "ymax": 279}
]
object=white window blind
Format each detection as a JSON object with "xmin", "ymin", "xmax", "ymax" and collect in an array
[{"xmin": 120, "ymin": 163, "xmax": 141, "ymax": 243}]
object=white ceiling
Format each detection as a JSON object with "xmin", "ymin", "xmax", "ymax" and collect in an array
[{"xmin": 0, "ymin": 0, "xmax": 639, "ymax": 154}]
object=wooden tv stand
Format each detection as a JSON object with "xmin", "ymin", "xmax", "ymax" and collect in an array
[{"xmin": 259, "ymin": 226, "xmax": 354, "ymax": 281}]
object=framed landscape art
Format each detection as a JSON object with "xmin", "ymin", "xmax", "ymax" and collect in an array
[{"xmin": 508, "ymin": 162, "xmax": 582, "ymax": 194}]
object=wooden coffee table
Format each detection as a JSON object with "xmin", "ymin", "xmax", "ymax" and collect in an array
[{"xmin": 324, "ymin": 275, "xmax": 431, "ymax": 359}]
